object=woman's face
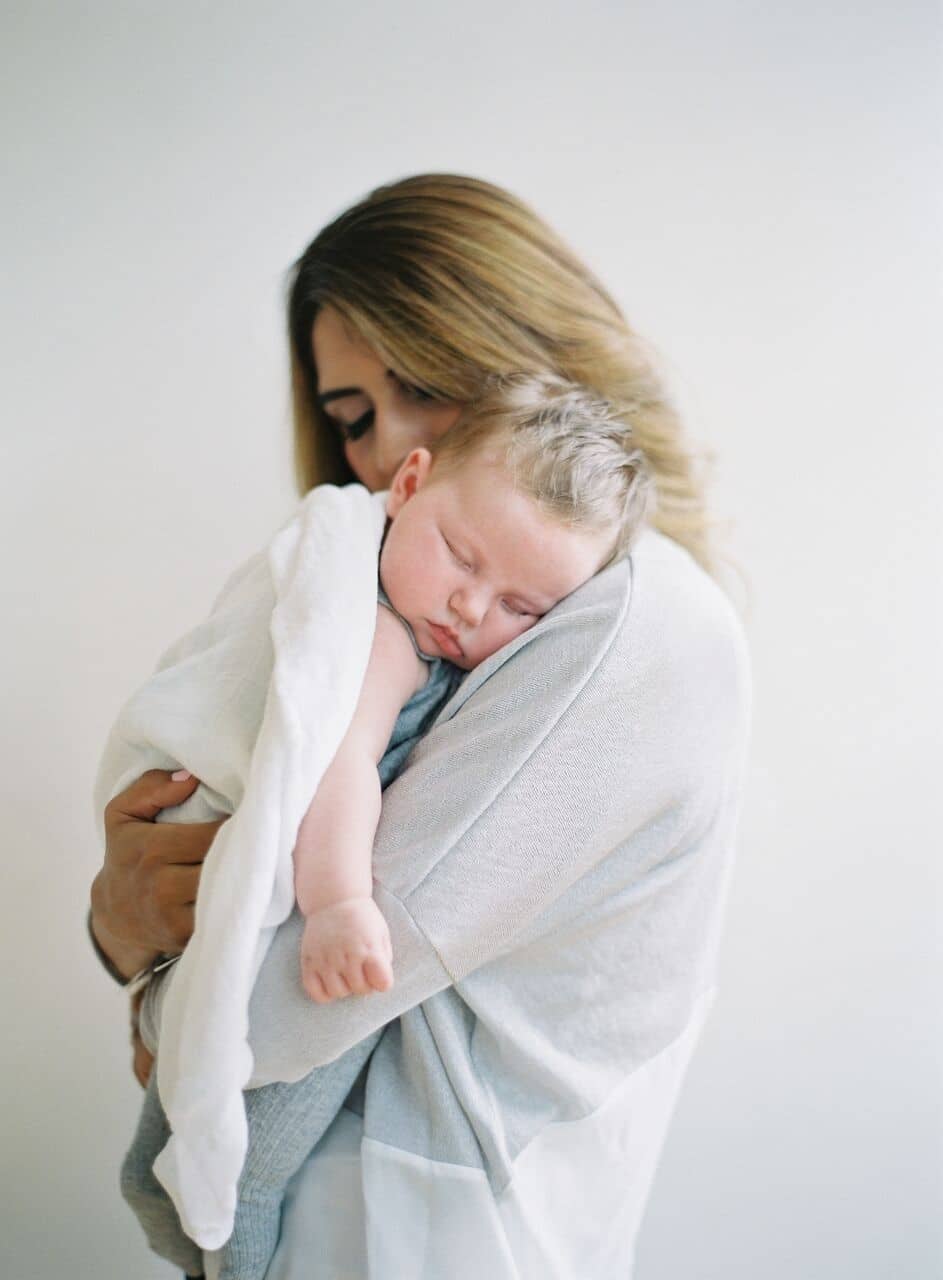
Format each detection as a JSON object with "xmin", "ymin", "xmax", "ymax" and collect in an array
[{"xmin": 311, "ymin": 307, "xmax": 463, "ymax": 492}]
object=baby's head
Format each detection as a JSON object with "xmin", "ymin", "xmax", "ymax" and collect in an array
[{"xmin": 379, "ymin": 374, "xmax": 652, "ymax": 670}]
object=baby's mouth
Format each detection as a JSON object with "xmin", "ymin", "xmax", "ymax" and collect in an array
[{"xmin": 427, "ymin": 621, "xmax": 463, "ymax": 661}]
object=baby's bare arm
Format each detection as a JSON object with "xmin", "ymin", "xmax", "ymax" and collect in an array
[{"xmin": 293, "ymin": 605, "xmax": 426, "ymax": 1001}]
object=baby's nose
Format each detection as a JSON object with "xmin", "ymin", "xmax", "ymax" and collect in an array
[{"xmin": 450, "ymin": 585, "xmax": 487, "ymax": 628}]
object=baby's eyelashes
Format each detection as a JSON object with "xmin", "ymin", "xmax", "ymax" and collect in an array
[
  {"xmin": 501, "ymin": 599, "xmax": 535, "ymax": 617},
  {"xmin": 443, "ymin": 536, "xmax": 474, "ymax": 572}
]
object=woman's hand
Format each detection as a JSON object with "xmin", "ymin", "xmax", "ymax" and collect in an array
[{"xmin": 90, "ymin": 769, "xmax": 226, "ymax": 979}]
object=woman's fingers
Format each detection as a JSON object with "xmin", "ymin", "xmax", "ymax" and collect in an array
[
  {"xmin": 104, "ymin": 767, "xmax": 201, "ymax": 824},
  {"xmin": 164, "ymin": 902, "xmax": 196, "ymax": 953},
  {"xmin": 93, "ymin": 771, "xmax": 228, "ymax": 965},
  {"xmin": 152, "ymin": 862, "xmax": 201, "ymax": 904},
  {"xmin": 117, "ymin": 817, "xmax": 228, "ymax": 866},
  {"xmin": 104, "ymin": 770, "xmax": 226, "ymax": 864}
]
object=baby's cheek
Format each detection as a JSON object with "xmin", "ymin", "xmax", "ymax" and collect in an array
[
  {"xmin": 501, "ymin": 616, "xmax": 538, "ymax": 654},
  {"xmin": 378, "ymin": 541, "xmax": 406, "ymax": 612},
  {"xmin": 475, "ymin": 623, "xmax": 513, "ymax": 666}
]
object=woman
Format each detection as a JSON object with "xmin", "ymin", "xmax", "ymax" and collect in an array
[{"xmin": 90, "ymin": 174, "xmax": 750, "ymax": 1278}]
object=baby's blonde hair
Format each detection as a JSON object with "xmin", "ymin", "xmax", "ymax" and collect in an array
[{"xmin": 429, "ymin": 373, "xmax": 652, "ymax": 565}]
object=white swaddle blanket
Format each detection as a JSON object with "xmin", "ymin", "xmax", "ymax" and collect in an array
[{"xmin": 94, "ymin": 483, "xmax": 388, "ymax": 1248}]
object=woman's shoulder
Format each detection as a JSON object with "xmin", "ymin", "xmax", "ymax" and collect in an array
[
  {"xmin": 622, "ymin": 528, "xmax": 749, "ymax": 685},
  {"xmin": 604, "ymin": 529, "xmax": 751, "ymax": 763}
]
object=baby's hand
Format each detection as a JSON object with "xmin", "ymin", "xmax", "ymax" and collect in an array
[{"xmin": 300, "ymin": 897, "xmax": 394, "ymax": 1004}]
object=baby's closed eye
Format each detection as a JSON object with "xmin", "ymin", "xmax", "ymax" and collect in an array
[
  {"xmin": 501, "ymin": 599, "xmax": 536, "ymax": 617},
  {"xmin": 443, "ymin": 535, "xmax": 473, "ymax": 572}
]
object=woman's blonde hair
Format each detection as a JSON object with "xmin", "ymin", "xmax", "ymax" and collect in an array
[
  {"xmin": 429, "ymin": 373, "xmax": 652, "ymax": 566},
  {"xmin": 288, "ymin": 174, "xmax": 716, "ymax": 574}
]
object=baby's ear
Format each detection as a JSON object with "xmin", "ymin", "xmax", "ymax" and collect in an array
[{"xmin": 386, "ymin": 448, "xmax": 433, "ymax": 518}]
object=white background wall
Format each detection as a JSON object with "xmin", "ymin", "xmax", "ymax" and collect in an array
[{"xmin": 3, "ymin": 3, "xmax": 940, "ymax": 1277}]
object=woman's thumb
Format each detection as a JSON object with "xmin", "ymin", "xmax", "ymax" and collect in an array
[{"xmin": 110, "ymin": 768, "xmax": 200, "ymax": 822}]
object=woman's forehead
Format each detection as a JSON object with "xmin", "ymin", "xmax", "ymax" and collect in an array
[{"xmin": 311, "ymin": 306, "xmax": 379, "ymax": 380}]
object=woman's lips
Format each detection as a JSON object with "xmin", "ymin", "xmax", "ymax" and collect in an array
[{"xmin": 426, "ymin": 622, "xmax": 464, "ymax": 661}]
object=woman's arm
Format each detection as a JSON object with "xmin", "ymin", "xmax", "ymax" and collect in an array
[
  {"xmin": 90, "ymin": 545, "xmax": 280, "ymax": 979},
  {"xmin": 90, "ymin": 769, "xmax": 225, "ymax": 978},
  {"xmin": 91, "ymin": 487, "xmax": 385, "ymax": 982}
]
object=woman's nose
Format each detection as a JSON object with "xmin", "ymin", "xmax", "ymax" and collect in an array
[
  {"xmin": 345, "ymin": 424, "xmax": 404, "ymax": 492},
  {"xmin": 374, "ymin": 438, "xmax": 406, "ymax": 489},
  {"xmin": 344, "ymin": 439, "xmax": 382, "ymax": 492}
]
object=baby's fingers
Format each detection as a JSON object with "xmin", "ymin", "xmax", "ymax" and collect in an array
[
  {"xmin": 362, "ymin": 953, "xmax": 394, "ymax": 993},
  {"xmin": 321, "ymin": 969, "xmax": 352, "ymax": 1001},
  {"xmin": 302, "ymin": 968, "xmax": 331, "ymax": 1003}
]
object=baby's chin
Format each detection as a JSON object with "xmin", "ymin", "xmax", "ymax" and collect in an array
[{"xmin": 439, "ymin": 642, "xmax": 476, "ymax": 672}]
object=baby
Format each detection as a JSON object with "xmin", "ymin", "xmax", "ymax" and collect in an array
[
  {"xmin": 122, "ymin": 373, "xmax": 652, "ymax": 1278},
  {"xmin": 295, "ymin": 376, "xmax": 650, "ymax": 1006}
]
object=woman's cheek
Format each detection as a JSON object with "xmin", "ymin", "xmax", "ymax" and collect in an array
[
  {"xmin": 431, "ymin": 403, "xmax": 464, "ymax": 442},
  {"xmin": 343, "ymin": 439, "xmax": 374, "ymax": 489}
]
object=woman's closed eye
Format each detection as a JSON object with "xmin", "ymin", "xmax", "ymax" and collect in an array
[
  {"xmin": 316, "ymin": 388, "xmax": 375, "ymax": 442},
  {"xmin": 343, "ymin": 378, "xmax": 440, "ymax": 436},
  {"xmin": 322, "ymin": 374, "xmax": 442, "ymax": 443},
  {"xmin": 335, "ymin": 407, "xmax": 374, "ymax": 442}
]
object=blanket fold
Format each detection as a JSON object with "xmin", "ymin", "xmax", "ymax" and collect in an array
[{"xmin": 94, "ymin": 483, "xmax": 389, "ymax": 1248}]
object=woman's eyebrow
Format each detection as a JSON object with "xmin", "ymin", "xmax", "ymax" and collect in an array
[{"xmin": 315, "ymin": 386, "xmax": 363, "ymax": 408}]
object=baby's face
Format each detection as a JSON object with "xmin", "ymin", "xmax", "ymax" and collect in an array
[{"xmin": 380, "ymin": 449, "xmax": 612, "ymax": 670}]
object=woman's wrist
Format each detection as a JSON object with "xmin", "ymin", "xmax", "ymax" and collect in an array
[{"xmin": 87, "ymin": 888, "xmax": 159, "ymax": 983}]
